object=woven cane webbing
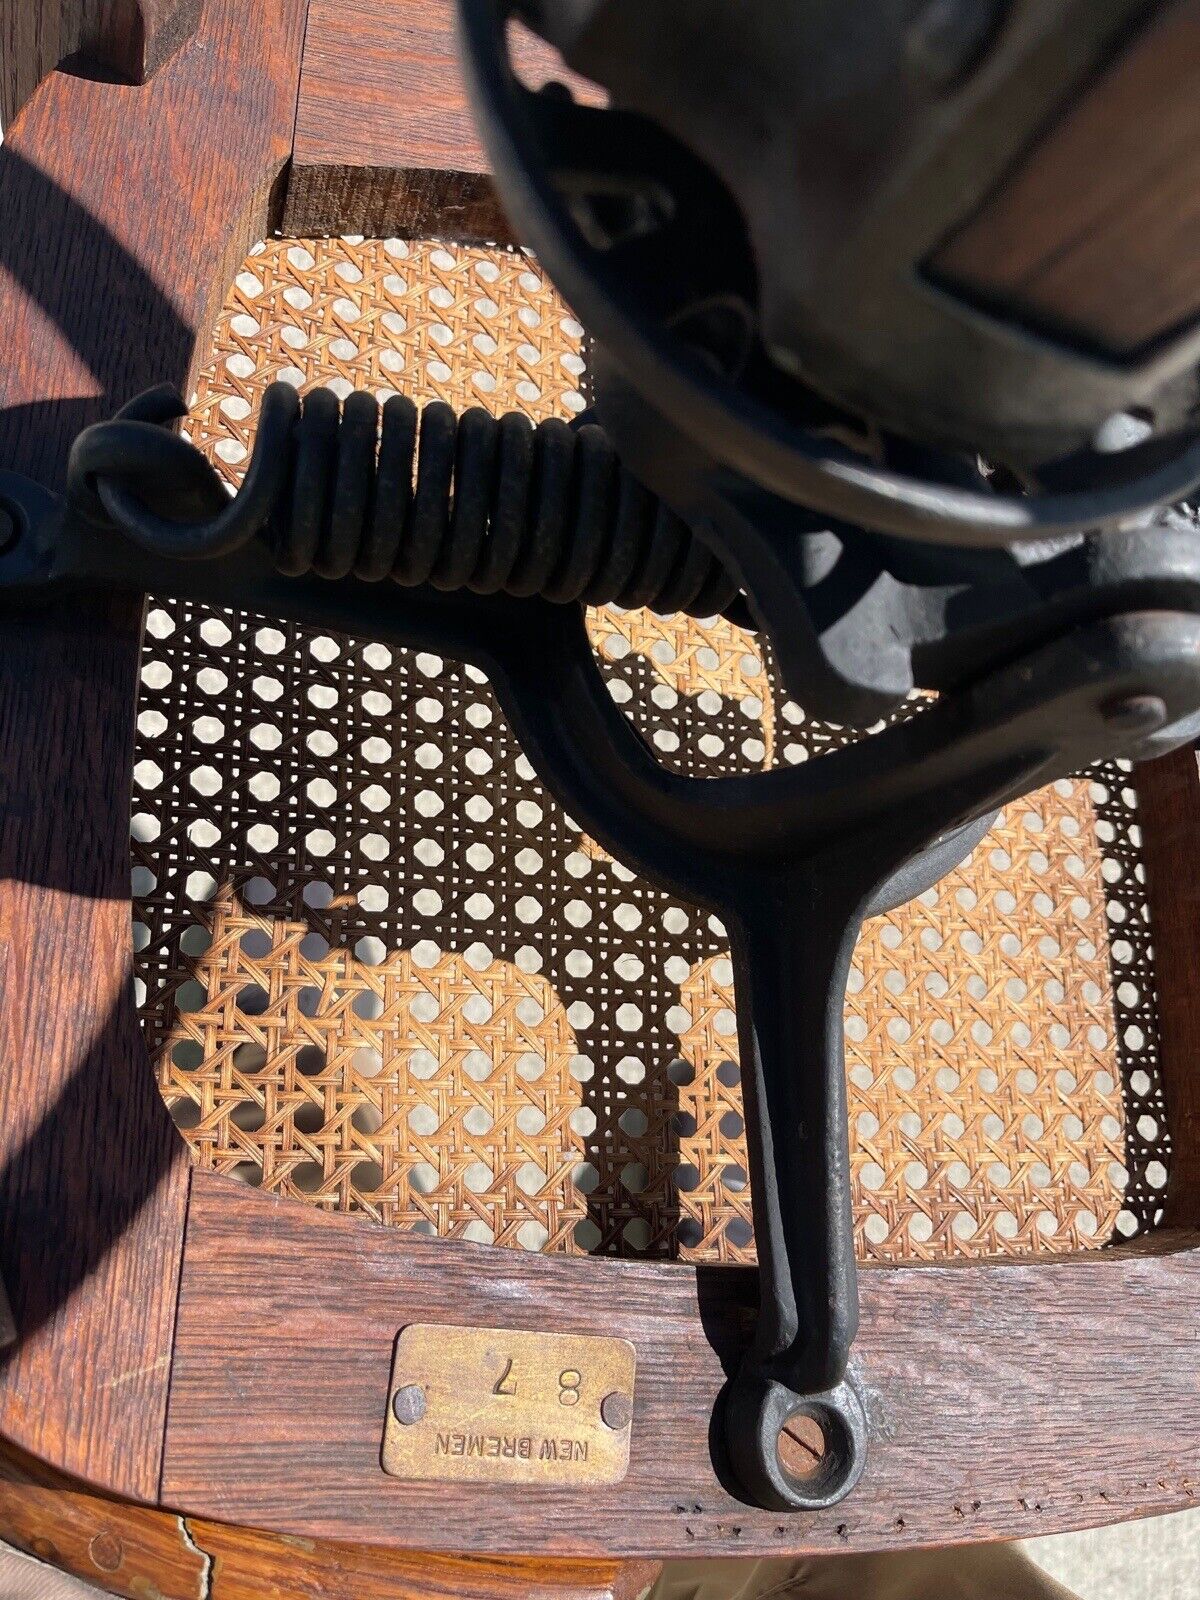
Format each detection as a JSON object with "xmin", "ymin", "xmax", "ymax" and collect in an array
[{"xmin": 131, "ymin": 237, "xmax": 1168, "ymax": 1264}]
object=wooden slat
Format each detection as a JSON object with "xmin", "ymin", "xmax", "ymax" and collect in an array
[
  {"xmin": 0, "ymin": 599, "xmax": 189, "ymax": 1505},
  {"xmin": 0, "ymin": 0, "xmax": 307, "ymax": 491},
  {"xmin": 0, "ymin": 0, "xmax": 309, "ymax": 1502},
  {"xmin": 1133, "ymin": 746, "xmax": 1200, "ymax": 1226},
  {"xmin": 163, "ymin": 1171, "xmax": 1200, "ymax": 1559},
  {"xmin": 931, "ymin": 0, "xmax": 1200, "ymax": 355},
  {"xmin": 285, "ymin": 0, "xmax": 566, "ymax": 241}
]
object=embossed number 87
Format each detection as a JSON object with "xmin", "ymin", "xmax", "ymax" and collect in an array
[{"xmin": 491, "ymin": 1360, "xmax": 582, "ymax": 1406}]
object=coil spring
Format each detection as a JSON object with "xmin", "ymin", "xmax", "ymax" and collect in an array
[{"xmin": 71, "ymin": 383, "xmax": 743, "ymax": 620}]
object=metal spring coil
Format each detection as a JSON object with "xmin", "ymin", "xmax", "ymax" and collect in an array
[
  {"xmin": 72, "ymin": 383, "xmax": 742, "ymax": 619},
  {"xmin": 275, "ymin": 387, "xmax": 740, "ymax": 615}
]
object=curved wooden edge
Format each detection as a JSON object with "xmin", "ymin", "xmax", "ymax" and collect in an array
[
  {"xmin": 0, "ymin": 0, "xmax": 309, "ymax": 1500},
  {"xmin": 1133, "ymin": 745, "xmax": 1200, "ymax": 1226},
  {"xmin": 0, "ymin": 1437, "xmax": 658, "ymax": 1600},
  {"xmin": 159, "ymin": 1170, "xmax": 1200, "ymax": 1560},
  {"xmin": 0, "ymin": 1439, "xmax": 208, "ymax": 1600}
]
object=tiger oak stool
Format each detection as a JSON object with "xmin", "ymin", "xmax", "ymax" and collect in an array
[{"xmin": 0, "ymin": 4, "xmax": 1197, "ymax": 1599}]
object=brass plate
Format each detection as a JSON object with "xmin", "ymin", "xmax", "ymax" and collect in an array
[{"xmin": 382, "ymin": 1323, "xmax": 636, "ymax": 1487}]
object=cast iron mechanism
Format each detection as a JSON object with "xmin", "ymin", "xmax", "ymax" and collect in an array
[
  {"xmin": 445, "ymin": 0, "xmax": 1200, "ymax": 1508},
  {"xmin": 0, "ymin": 371, "xmax": 1195, "ymax": 1510},
  {"xmin": 507, "ymin": 0, "xmax": 1200, "ymax": 465},
  {"xmin": 466, "ymin": 0, "xmax": 1200, "ymax": 542},
  {"xmin": 5, "ymin": 0, "xmax": 1200, "ymax": 1522}
]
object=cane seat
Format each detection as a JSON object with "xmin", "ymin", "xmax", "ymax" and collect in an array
[{"xmin": 132, "ymin": 236, "xmax": 1169, "ymax": 1271}]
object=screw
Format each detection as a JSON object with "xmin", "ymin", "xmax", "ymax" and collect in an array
[
  {"xmin": 1100, "ymin": 693, "xmax": 1167, "ymax": 737},
  {"xmin": 600, "ymin": 1391, "xmax": 633, "ymax": 1430},
  {"xmin": 777, "ymin": 1412, "xmax": 827, "ymax": 1480},
  {"xmin": 392, "ymin": 1384, "xmax": 427, "ymax": 1425}
]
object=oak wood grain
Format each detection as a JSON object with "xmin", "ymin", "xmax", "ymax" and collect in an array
[
  {"xmin": 0, "ymin": 1437, "xmax": 656, "ymax": 1600},
  {"xmin": 931, "ymin": 0, "xmax": 1200, "ymax": 355},
  {"xmin": 0, "ymin": 1440, "xmax": 208, "ymax": 1600},
  {"xmin": 0, "ymin": 0, "xmax": 309, "ymax": 1502},
  {"xmin": 0, "ymin": 596, "xmax": 192, "ymax": 1506},
  {"xmin": 163, "ymin": 1171, "xmax": 1200, "ymax": 1559},
  {"xmin": 286, "ymin": 0, "xmax": 567, "ymax": 241},
  {"xmin": 189, "ymin": 1518, "xmax": 659, "ymax": 1600},
  {"xmin": 0, "ymin": 0, "xmax": 307, "ymax": 492},
  {"xmin": 1, "ymin": 0, "xmax": 1197, "ymax": 1570},
  {"xmin": 1133, "ymin": 746, "xmax": 1200, "ymax": 1226},
  {"xmin": 0, "ymin": 1, "xmax": 202, "ymax": 129}
]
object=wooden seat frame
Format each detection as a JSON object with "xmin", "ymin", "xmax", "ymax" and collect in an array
[{"xmin": 0, "ymin": 1, "xmax": 1197, "ymax": 1593}]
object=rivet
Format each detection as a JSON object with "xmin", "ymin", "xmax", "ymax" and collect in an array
[
  {"xmin": 392, "ymin": 1383, "xmax": 427, "ymax": 1425},
  {"xmin": 600, "ymin": 1391, "xmax": 632, "ymax": 1430}
]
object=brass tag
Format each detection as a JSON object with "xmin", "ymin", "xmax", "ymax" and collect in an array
[{"xmin": 382, "ymin": 1322, "xmax": 636, "ymax": 1486}]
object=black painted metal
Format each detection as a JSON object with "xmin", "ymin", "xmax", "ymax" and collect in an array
[
  {"xmin": 427, "ymin": 6, "xmax": 1200, "ymax": 1504},
  {"xmin": 460, "ymin": 0, "xmax": 1200, "ymax": 549},
  {"xmin": 592, "ymin": 359, "xmax": 1200, "ymax": 728},
  {"xmin": 66, "ymin": 381, "xmax": 1200, "ymax": 741},
  {"xmin": 6, "ymin": 388, "xmax": 1200, "ymax": 1506},
  {"xmin": 68, "ymin": 385, "xmax": 741, "ymax": 618}
]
